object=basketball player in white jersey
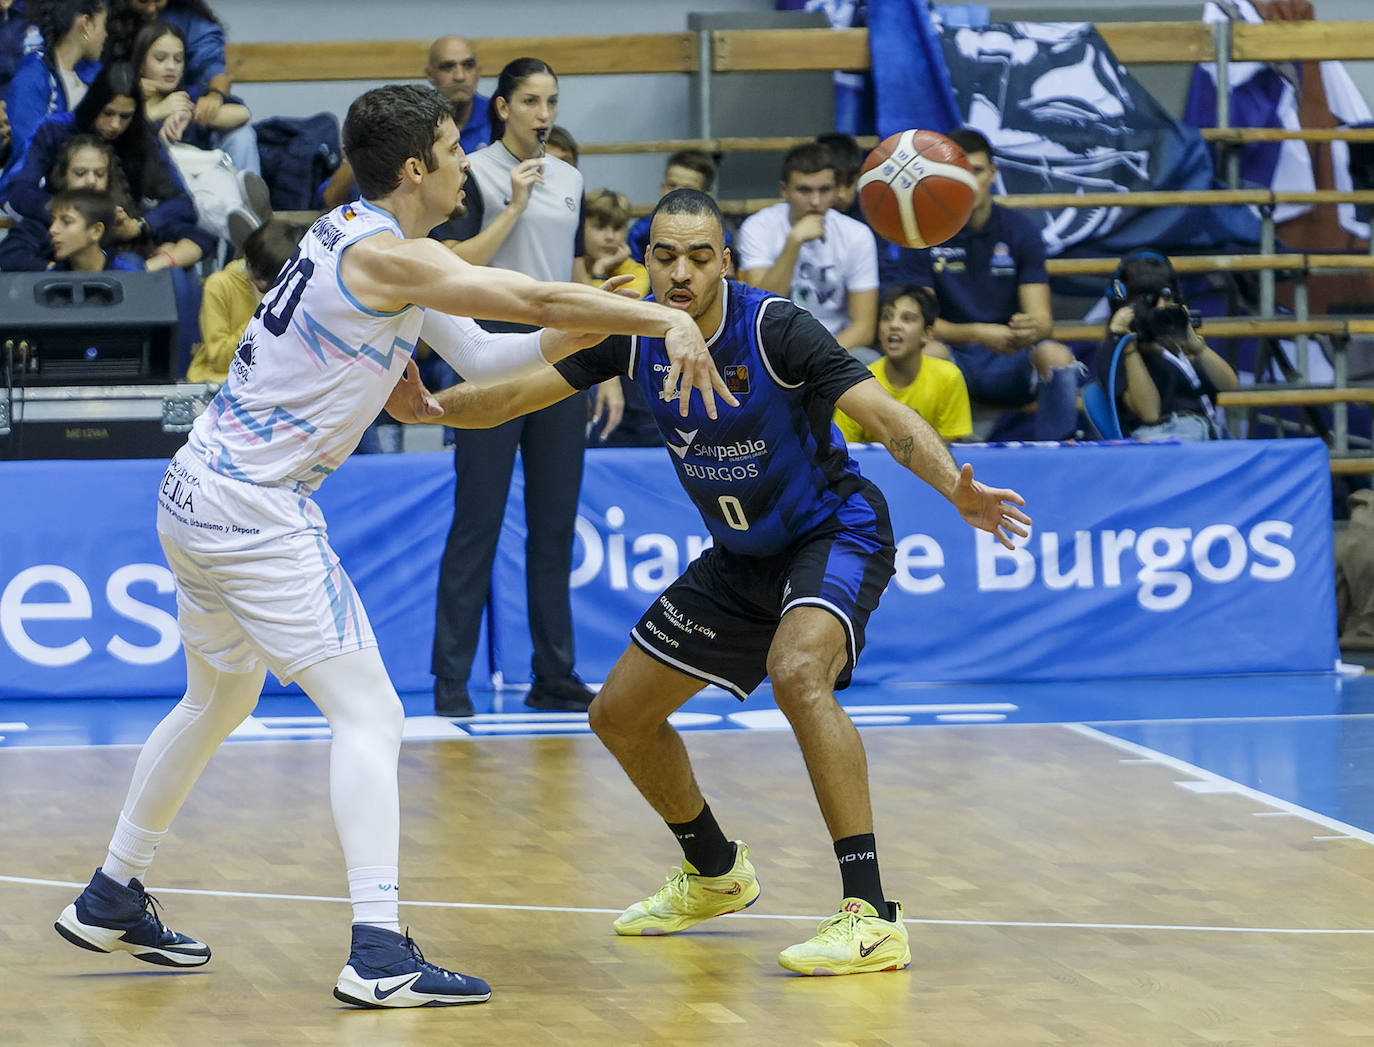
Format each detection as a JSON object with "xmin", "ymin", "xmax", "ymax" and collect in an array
[{"xmin": 53, "ymin": 84, "xmax": 736, "ymax": 1010}]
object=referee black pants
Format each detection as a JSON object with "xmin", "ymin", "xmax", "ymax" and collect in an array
[{"xmin": 431, "ymin": 391, "xmax": 589, "ymax": 687}]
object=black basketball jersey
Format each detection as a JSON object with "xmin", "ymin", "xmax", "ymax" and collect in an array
[{"xmin": 555, "ymin": 281, "xmax": 874, "ymax": 557}]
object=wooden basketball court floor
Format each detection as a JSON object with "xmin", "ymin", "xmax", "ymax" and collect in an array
[{"xmin": 2, "ymin": 671, "xmax": 1373, "ymax": 1046}]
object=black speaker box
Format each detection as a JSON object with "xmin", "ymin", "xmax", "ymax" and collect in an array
[{"xmin": 0, "ymin": 271, "xmax": 179, "ymax": 386}]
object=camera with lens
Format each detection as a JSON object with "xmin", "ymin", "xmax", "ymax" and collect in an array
[{"xmin": 1130, "ymin": 288, "xmax": 1199, "ymax": 344}]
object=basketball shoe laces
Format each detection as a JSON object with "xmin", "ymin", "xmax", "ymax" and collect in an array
[
  {"xmin": 646, "ymin": 868, "xmax": 695, "ymax": 910},
  {"xmin": 398, "ymin": 929, "xmax": 448, "ymax": 976},
  {"xmin": 810, "ymin": 907, "xmax": 867, "ymax": 944},
  {"xmin": 138, "ymin": 888, "xmax": 171, "ymax": 932}
]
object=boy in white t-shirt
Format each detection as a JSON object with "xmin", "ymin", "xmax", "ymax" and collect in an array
[{"xmin": 736, "ymin": 142, "xmax": 878, "ymax": 350}]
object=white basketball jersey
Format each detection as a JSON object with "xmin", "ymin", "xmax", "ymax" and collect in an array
[{"xmin": 187, "ymin": 200, "xmax": 421, "ymax": 494}]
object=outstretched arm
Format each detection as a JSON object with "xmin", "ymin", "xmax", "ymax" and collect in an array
[
  {"xmin": 834, "ymin": 377, "xmax": 1030, "ymax": 548},
  {"xmin": 341, "ymin": 236, "xmax": 736, "ymax": 418}
]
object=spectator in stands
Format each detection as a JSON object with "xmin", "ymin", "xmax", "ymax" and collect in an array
[
  {"xmin": 46, "ymin": 185, "xmax": 140, "ymax": 269},
  {"xmin": 737, "ymin": 141, "xmax": 878, "ymax": 352},
  {"xmin": 4, "ymin": 0, "xmax": 105, "ymax": 164},
  {"xmin": 1, "ymin": 62, "xmax": 210, "ymax": 268},
  {"xmin": 133, "ymin": 19, "xmax": 262, "ymax": 245},
  {"xmin": 879, "ymin": 128, "xmax": 1080, "ymax": 442},
  {"xmin": 322, "ymin": 34, "xmax": 489, "ymax": 210},
  {"xmin": 626, "ymin": 148, "xmax": 721, "ymax": 264},
  {"xmin": 0, "ymin": 131, "xmax": 122, "ymax": 268},
  {"xmin": 104, "ymin": 0, "xmax": 257, "ymax": 173},
  {"xmin": 582, "ymin": 187, "xmax": 648, "ymax": 297},
  {"xmin": 543, "ymin": 124, "xmax": 577, "ymax": 167},
  {"xmin": 0, "ymin": 98, "xmax": 12, "ymax": 170},
  {"xmin": 581, "ymin": 187, "xmax": 656, "ymax": 446},
  {"xmin": 816, "ymin": 131, "xmax": 865, "ymax": 221},
  {"xmin": 1096, "ymin": 250, "xmax": 1237, "ymax": 441},
  {"xmin": 835, "ymin": 284, "xmax": 972, "ymax": 444},
  {"xmin": 0, "ymin": 0, "xmax": 33, "ymax": 97},
  {"xmin": 424, "ymin": 33, "xmax": 489, "ymax": 151},
  {"xmin": 185, "ymin": 219, "xmax": 299, "ymax": 383},
  {"xmin": 429, "ymin": 58, "xmax": 601, "ymax": 718}
]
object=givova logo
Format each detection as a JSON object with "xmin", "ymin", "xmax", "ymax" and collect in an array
[{"xmin": 1, "ymin": 564, "xmax": 179, "ymax": 667}]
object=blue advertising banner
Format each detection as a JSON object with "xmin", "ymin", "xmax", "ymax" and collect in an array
[
  {"xmin": 492, "ymin": 439, "xmax": 1338, "ymax": 686},
  {"xmin": 0, "ymin": 454, "xmax": 453, "ymax": 699},
  {"xmin": 0, "ymin": 440, "xmax": 1338, "ymax": 700}
]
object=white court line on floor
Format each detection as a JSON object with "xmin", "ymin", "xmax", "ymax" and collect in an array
[
  {"xmin": 3, "ymin": 873, "xmax": 1371, "ymax": 935},
  {"xmin": 1067, "ymin": 722, "xmax": 1374, "ymax": 847}
]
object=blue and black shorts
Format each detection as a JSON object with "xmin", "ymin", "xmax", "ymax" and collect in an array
[{"xmin": 630, "ymin": 480, "xmax": 896, "ymax": 699}]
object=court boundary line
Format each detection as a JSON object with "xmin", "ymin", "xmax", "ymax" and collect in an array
[
  {"xmin": 1066, "ymin": 722, "xmax": 1374, "ymax": 847},
  {"xmin": 8, "ymin": 707, "xmax": 1374, "ymax": 754},
  {"xmin": 2, "ymin": 874, "xmax": 1371, "ymax": 936}
]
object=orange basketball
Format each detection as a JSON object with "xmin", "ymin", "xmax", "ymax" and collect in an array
[{"xmin": 857, "ymin": 130, "xmax": 978, "ymax": 249}]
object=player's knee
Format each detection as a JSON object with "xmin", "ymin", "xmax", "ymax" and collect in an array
[{"xmin": 766, "ymin": 648, "xmax": 834, "ymax": 704}]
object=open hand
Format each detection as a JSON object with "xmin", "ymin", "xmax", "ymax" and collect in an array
[
  {"xmin": 951, "ymin": 462, "xmax": 1031, "ymax": 550},
  {"xmin": 662, "ymin": 315, "xmax": 738, "ymax": 419},
  {"xmin": 384, "ymin": 359, "xmax": 443, "ymax": 424}
]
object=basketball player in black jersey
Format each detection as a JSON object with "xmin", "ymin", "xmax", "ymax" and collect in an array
[{"xmin": 416, "ymin": 188, "xmax": 1030, "ymax": 976}]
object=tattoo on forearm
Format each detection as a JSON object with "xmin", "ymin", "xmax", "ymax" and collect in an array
[{"xmin": 890, "ymin": 435, "xmax": 914, "ymax": 467}]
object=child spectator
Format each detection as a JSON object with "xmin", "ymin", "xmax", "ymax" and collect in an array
[
  {"xmin": 1, "ymin": 61, "xmax": 212, "ymax": 268},
  {"xmin": 5, "ymin": 0, "xmax": 106, "ymax": 163},
  {"xmin": 582, "ymin": 187, "xmax": 648, "ymax": 297},
  {"xmin": 185, "ymin": 219, "xmax": 300, "ymax": 383},
  {"xmin": 579, "ymin": 188, "xmax": 657, "ymax": 446},
  {"xmin": 834, "ymin": 284, "xmax": 972, "ymax": 444},
  {"xmin": 46, "ymin": 184, "xmax": 140, "ymax": 269},
  {"xmin": 0, "ymin": 131, "xmax": 124, "ymax": 268}
]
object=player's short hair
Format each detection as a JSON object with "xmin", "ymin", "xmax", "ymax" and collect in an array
[
  {"xmin": 49, "ymin": 188, "xmax": 115, "ymax": 245},
  {"xmin": 647, "ymin": 188, "xmax": 726, "ymax": 244},
  {"xmin": 584, "ymin": 188, "xmax": 630, "ymax": 228},
  {"xmin": 879, "ymin": 284, "xmax": 939, "ymax": 327},
  {"xmin": 780, "ymin": 142, "xmax": 837, "ymax": 184},
  {"xmin": 343, "ymin": 85, "xmax": 453, "ymax": 200},
  {"xmin": 545, "ymin": 125, "xmax": 578, "ymax": 166},
  {"xmin": 243, "ymin": 220, "xmax": 304, "ymax": 286},
  {"xmin": 947, "ymin": 128, "xmax": 993, "ymax": 161},
  {"xmin": 665, "ymin": 149, "xmax": 717, "ymax": 190},
  {"xmin": 815, "ymin": 132, "xmax": 863, "ymax": 187}
]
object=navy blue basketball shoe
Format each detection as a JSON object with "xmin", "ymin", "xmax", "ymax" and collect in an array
[
  {"xmin": 55, "ymin": 868, "xmax": 211, "ymax": 967},
  {"xmin": 333, "ymin": 924, "xmax": 492, "ymax": 1008}
]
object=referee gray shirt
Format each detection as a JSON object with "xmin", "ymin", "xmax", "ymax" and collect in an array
[{"xmin": 432, "ymin": 141, "xmax": 585, "ymax": 284}]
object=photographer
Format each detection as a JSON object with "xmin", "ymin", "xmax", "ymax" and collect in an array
[{"xmin": 1096, "ymin": 251, "xmax": 1237, "ymax": 441}]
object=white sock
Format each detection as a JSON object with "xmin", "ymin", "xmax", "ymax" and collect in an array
[
  {"xmin": 103, "ymin": 813, "xmax": 167, "ymax": 886},
  {"xmin": 348, "ymin": 865, "xmax": 400, "ymax": 933}
]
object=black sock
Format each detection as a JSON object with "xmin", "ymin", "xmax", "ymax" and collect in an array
[
  {"xmin": 666, "ymin": 802, "xmax": 735, "ymax": 877},
  {"xmin": 834, "ymin": 833, "xmax": 888, "ymax": 917}
]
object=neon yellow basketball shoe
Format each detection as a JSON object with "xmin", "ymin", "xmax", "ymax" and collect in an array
[
  {"xmin": 777, "ymin": 898, "xmax": 911, "ymax": 976},
  {"xmin": 613, "ymin": 841, "xmax": 761, "ymax": 935}
]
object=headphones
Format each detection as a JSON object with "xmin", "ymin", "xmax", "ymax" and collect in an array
[{"xmin": 1108, "ymin": 250, "xmax": 1176, "ymax": 305}]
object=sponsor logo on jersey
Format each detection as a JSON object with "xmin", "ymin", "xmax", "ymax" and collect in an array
[
  {"xmin": 342, "ymin": 207, "xmax": 356, "ymax": 221},
  {"xmin": 724, "ymin": 364, "xmax": 750, "ymax": 395},
  {"xmin": 230, "ymin": 335, "xmax": 257, "ymax": 382}
]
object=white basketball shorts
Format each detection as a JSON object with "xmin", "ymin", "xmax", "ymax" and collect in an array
[{"xmin": 155, "ymin": 446, "xmax": 376, "ymax": 682}]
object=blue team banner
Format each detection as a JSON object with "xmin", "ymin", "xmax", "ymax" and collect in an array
[
  {"xmin": 0, "ymin": 440, "xmax": 1338, "ymax": 700},
  {"xmin": 492, "ymin": 439, "xmax": 1338, "ymax": 686},
  {"xmin": 0, "ymin": 454, "xmax": 453, "ymax": 699}
]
